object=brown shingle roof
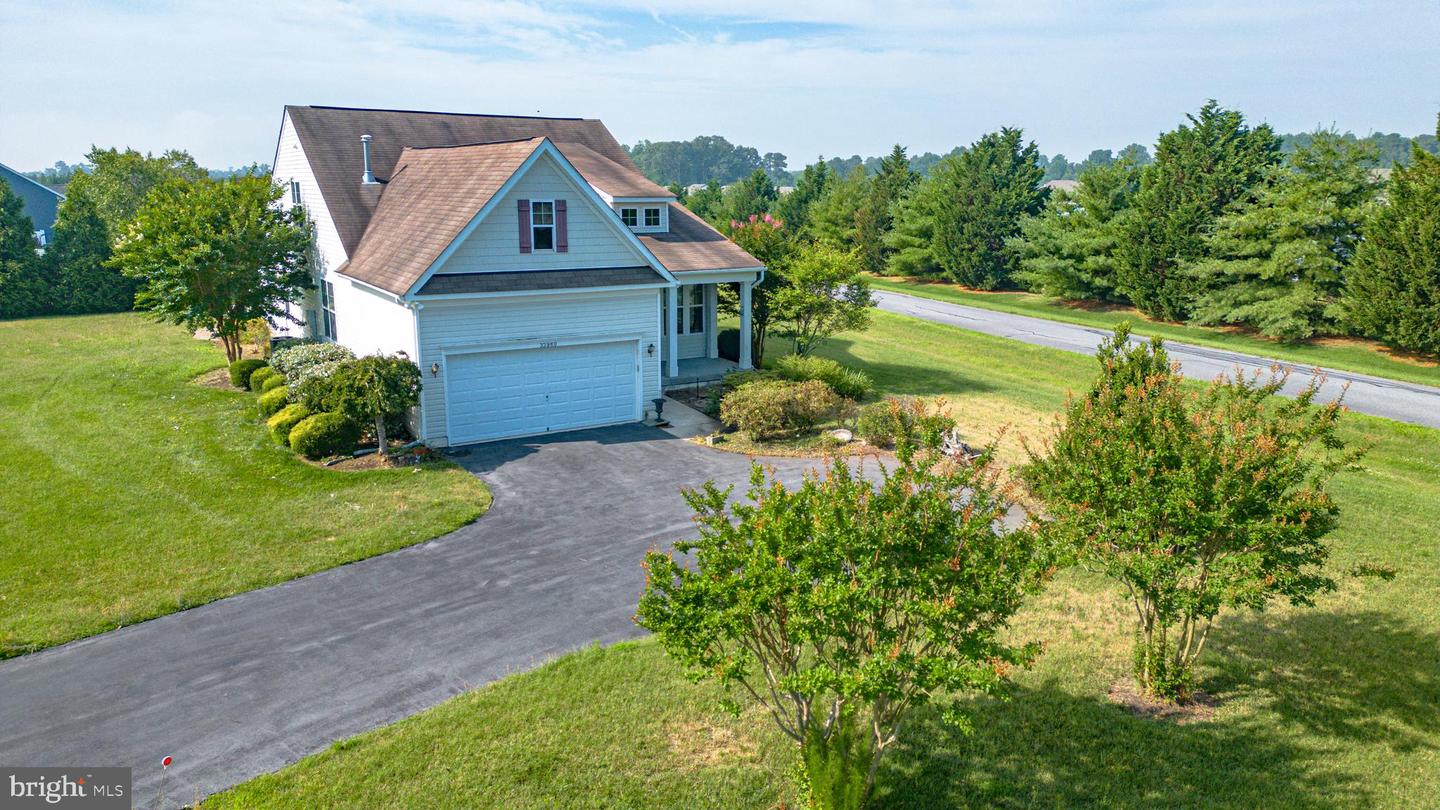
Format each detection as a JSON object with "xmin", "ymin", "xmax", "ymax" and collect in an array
[
  {"xmin": 342, "ymin": 139, "xmax": 543, "ymax": 294},
  {"xmin": 416, "ymin": 266, "xmax": 665, "ymax": 296},
  {"xmin": 553, "ymin": 141, "xmax": 673, "ymax": 199},
  {"xmin": 640, "ymin": 205, "xmax": 764, "ymax": 272},
  {"xmin": 286, "ymin": 105, "xmax": 649, "ymax": 256}
]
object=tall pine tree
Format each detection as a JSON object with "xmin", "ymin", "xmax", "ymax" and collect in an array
[
  {"xmin": 1116, "ymin": 101, "xmax": 1281, "ymax": 321},
  {"xmin": 1010, "ymin": 159, "xmax": 1140, "ymax": 301},
  {"xmin": 773, "ymin": 159, "xmax": 833, "ymax": 237},
  {"xmin": 1188, "ymin": 131, "xmax": 1380, "ymax": 341},
  {"xmin": 0, "ymin": 179, "xmax": 50, "ymax": 319},
  {"xmin": 1343, "ymin": 115, "xmax": 1440, "ymax": 357},
  {"xmin": 48, "ymin": 193, "xmax": 135, "ymax": 314},
  {"xmin": 853, "ymin": 145, "xmax": 917, "ymax": 274}
]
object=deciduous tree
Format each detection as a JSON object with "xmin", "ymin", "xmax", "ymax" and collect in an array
[
  {"xmin": 1023, "ymin": 326, "xmax": 1357, "ymax": 700},
  {"xmin": 322, "ymin": 354, "xmax": 422, "ymax": 454},
  {"xmin": 772, "ymin": 245, "xmax": 873, "ymax": 355},
  {"xmin": 110, "ymin": 174, "xmax": 312, "ymax": 362},
  {"xmin": 638, "ymin": 448, "xmax": 1051, "ymax": 809},
  {"xmin": 720, "ymin": 214, "xmax": 796, "ymax": 368}
]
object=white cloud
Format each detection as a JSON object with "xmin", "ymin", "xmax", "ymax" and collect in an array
[{"xmin": 1, "ymin": 0, "xmax": 1436, "ymax": 171}]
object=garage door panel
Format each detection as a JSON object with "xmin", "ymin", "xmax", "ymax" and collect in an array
[{"xmin": 446, "ymin": 341, "xmax": 638, "ymax": 444}]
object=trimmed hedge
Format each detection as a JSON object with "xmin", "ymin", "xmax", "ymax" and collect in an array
[
  {"xmin": 289, "ymin": 412, "xmax": 361, "ymax": 460},
  {"xmin": 257, "ymin": 386, "xmax": 290, "ymax": 419},
  {"xmin": 229, "ymin": 358, "xmax": 267, "ymax": 389},
  {"xmin": 773, "ymin": 354, "xmax": 873, "ymax": 400},
  {"xmin": 720, "ymin": 379, "xmax": 839, "ymax": 440},
  {"xmin": 856, "ymin": 397, "xmax": 956, "ymax": 449},
  {"xmin": 248, "ymin": 365, "xmax": 279, "ymax": 392},
  {"xmin": 266, "ymin": 403, "xmax": 312, "ymax": 446},
  {"xmin": 260, "ymin": 374, "xmax": 287, "ymax": 393}
]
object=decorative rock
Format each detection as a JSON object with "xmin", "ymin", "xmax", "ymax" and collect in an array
[{"xmin": 828, "ymin": 428, "xmax": 854, "ymax": 443}]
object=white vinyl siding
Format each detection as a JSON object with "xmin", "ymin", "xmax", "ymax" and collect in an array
[
  {"xmin": 329, "ymin": 278, "xmax": 417, "ymax": 358},
  {"xmin": 436, "ymin": 155, "xmax": 645, "ymax": 274},
  {"xmin": 416, "ymin": 289, "xmax": 662, "ymax": 446},
  {"xmin": 270, "ymin": 111, "xmax": 349, "ymax": 338}
]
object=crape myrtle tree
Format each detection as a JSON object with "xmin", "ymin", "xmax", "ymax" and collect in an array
[
  {"xmin": 1023, "ymin": 326, "xmax": 1358, "ymax": 700},
  {"xmin": 322, "ymin": 354, "xmax": 422, "ymax": 454},
  {"xmin": 719, "ymin": 213, "xmax": 796, "ymax": 369},
  {"xmin": 110, "ymin": 174, "xmax": 312, "ymax": 362},
  {"xmin": 1188, "ymin": 131, "xmax": 1381, "ymax": 341},
  {"xmin": 1010, "ymin": 159, "xmax": 1140, "ymax": 302},
  {"xmin": 1343, "ymin": 113, "xmax": 1440, "ymax": 357},
  {"xmin": 771, "ymin": 245, "xmax": 874, "ymax": 355},
  {"xmin": 637, "ymin": 448, "xmax": 1054, "ymax": 809},
  {"xmin": 1115, "ymin": 101, "xmax": 1281, "ymax": 321}
]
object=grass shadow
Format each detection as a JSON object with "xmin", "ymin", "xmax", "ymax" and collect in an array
[
  {"xmin": 1206, "ymin": 608, "xmax": 1440, "ymax": 753},
  {"xmin": 872, "ymin": 680, "xmax": 1368, "ymax": 809},
  {"xmin": 810, "ymin": 336, "xmax": 999, "ymax": 399}
]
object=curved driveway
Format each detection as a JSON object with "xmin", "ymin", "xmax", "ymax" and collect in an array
[
  {"xmin": 875, "ymin": 290, "xmax": 1440, "ymax": 429},
  {"xmin": 0, "ymin": 426, "xmax": 842, "ymax": 808}
]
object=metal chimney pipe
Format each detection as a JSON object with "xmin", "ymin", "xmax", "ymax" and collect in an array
[{"xmin": 361, "ymin": 134, "xmax": 377, "ymax": 185}]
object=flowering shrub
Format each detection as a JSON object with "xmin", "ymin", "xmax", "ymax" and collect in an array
[{"xmin": 270, "ymin": 342, "xmax": 355, "ymax": 383}]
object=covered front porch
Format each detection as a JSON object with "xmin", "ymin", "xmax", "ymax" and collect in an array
[{"xmin": 660, "ymin": 270, "xmax": 757, "ymax": 389}]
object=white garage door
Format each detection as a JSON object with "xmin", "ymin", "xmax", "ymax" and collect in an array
[{"xmin": 445, "ymin": 340, "xmax": 639, "ymax": 444}]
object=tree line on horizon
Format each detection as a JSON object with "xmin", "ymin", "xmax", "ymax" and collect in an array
[
  {"xmin": 674, "ymin": 100, "xmax": 1440, "ymax": 359},
  {"xmin": 626, "ymin": 128, "xmax": 1440, "ymax": 188}
]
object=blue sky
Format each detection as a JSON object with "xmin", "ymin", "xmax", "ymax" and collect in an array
[{"xmin": 2, "ymin": 0, "xmax": 1438, "ymax": 172}]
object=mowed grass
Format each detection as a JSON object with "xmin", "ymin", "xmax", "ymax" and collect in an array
[
  {"xmin": 0, "ymin": 313, "xmax": 491, "ymax": 657},
  {"xmin": 208, "ymin": 311, "xmax": 1439, "ymax": 808},
  {"xmin": 869, "ymin": 275, "xmax": 1440, "ymax": 388}
]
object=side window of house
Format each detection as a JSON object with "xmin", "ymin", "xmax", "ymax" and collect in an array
[
  {"xmin": 620, "ymin": 207, "xmax": 638, "ymax": 227},
  {"xmin": 674, "ymin": 285, "xmax": 705, "ymax": 334},
  {"xmin": 321, "ymin": 280, "xmax": 338, "ymax": 341},
  {"xmin": 290, "ymin": 180, "xmax": 301, "ymax": 205},
  {"xmin": 531, "ymin": 201, "xmax": 555, "ymax": 250},
  {"xmin": 644, "ymin": 207, "xmax": 661, "ymax": 228}
]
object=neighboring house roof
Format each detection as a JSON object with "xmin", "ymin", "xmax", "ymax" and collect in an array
[
  {"xmin": 340, "ymin": 138, "xmax": 545, "ymax": 295},
  {"xmin": 1043, "ymin": 179, "xmax": 1079, "ymax": 193},
  {"xmin": 416, "ymin": 266, "xmax": 665, "ymax": 296},
  {"xmin": 284, "ymin": 105, "xmax": 760, "ymax": 287},
  {"xmin": 639, "ymin": 204, "xmax": 764, "ymax": 272},
  {"xmin": 0, "ymin": 161, "xmax": 64, "ymax": 239}
]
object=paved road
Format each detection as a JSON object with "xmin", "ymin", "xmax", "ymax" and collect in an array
[
  {"xmin": 876, "ymin": 290, "xmax": 1440, "ymax": 429},
  {"xmin": 0, "ymin": 425, "xmax": 841, "ymax": 808}
]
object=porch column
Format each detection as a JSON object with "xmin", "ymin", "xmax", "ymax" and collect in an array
[
  {"xmin": 739, "ymin": 280, "xmax": 753, "ymax": 370},
  {"xmin": 666, "ymin": 284, "xmax": 680, "ymax": 378},
  {"xmin": 706, "ymin": 284, "xmax": 719, "ymax": 359}
]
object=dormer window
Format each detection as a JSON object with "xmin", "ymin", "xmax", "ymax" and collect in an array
[
  {"xmin": 620, "ymin": 207, "xmax": 638, "ymax": 227},
  {"xmin": 531, "ymin": 201, "xmax": 555, "ymax": 251},
  {"xmin": 644, "ymin": 207, "xmax": 661, "ymax": 227}
]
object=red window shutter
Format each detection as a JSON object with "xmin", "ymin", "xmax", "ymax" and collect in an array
[
  {"xmin": 555, "ymin": 199, "xmax": 568, "ymax": 253},
  {"xmin": 517, "ymin": 199, "xmax": 532, "ymax": 254}
]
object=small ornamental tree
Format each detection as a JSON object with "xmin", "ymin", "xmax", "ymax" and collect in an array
[
  {"xmin": 771, "ymin": 245, "xmax": 874, "ymax": 355},
  {"xmin": 637, "ymin": 449, "xmax": 1053, "ymax": 809},
  {"xmin": 109, "ymin": 174, "xmax": 311, "ymax": 362},
  {"xmin": 321, "ymin": 354, "xmax": 422, "ymax": 454},
  {"xmin": 1022, "ymin": 326, "xmax": 1359, "ymax": 700},
  {"xmin": 719, "ymin": 213, "xmax": 796, "ymax": 368}
]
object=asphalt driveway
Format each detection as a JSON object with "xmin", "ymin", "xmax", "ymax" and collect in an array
[{"xmin": 0, "ymin": 424, "xmax": 837, "ymax": 808}]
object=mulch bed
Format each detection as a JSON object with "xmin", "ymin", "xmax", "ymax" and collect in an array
[
  {"xmin": 193, "ymin": 368, "xmax": 239, "ymax": 390},
  {"xmin": 1107, "ymin": 680, "xmax": 1219, "ymax": 724}
]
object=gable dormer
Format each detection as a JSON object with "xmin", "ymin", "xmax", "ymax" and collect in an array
[{"xmin": 613, "ymin": 200, "xmax": 670, "ymax": 233}]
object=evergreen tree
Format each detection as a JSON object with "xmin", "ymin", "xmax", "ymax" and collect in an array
[
  {"xmin": 809, "ymin": 166, "xmax": 869, "ymax": 252},
  {"xmin": 720, "ymin": 169, "xmax": 778, "ymax": 223},
  {"xmin": 48, "ymin": 193, "xmax": 134, "ymax": 314},
  {"xmin": 1188, "ymin": 131, "xmax": 1381, "ymax": 342},
  {"xmin": 773, "ymin": 159, "xmax": 833, "ymax": 238},
  {"xmin": 0, "ymin": 178, "xmax": 50, "ymax": 319},
  {"xmin": 1343, "ymin": 115, "xmax": 1440, "ymax": 357},
  {"xmin": 1011, "ymin": 159, "xmax": 1140, "ymax": 301},
  {"xmin": 1116, "ymin": 101, "xmax": 1281, "ymax": 321},
  {"xmin": 684, "ymin": 179, "xmax": 725, "ymax": 226},
  {"xmin": 897, "ymin": 128, "xmax": 1045, "ymax": 289},
  {"xmin": 853, "ymin": 145, "xmax": 917, "ymax": 274},
  {"xmin": 883, "ymin": 179, "xmax": 942, "ymax": 277}
]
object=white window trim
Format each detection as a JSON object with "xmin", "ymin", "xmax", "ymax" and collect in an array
[
  {"xmin": 619, "ymin": 207, "xmax": 638, "ymax": 227},
  {"xmin": 530, "ymin": 198, "xmax": 556, "ymax": 253},
  {"xmin": 671, "ymin": 284, "xmax": 705, "ymax": 336},
  {"xmin": 290, "ymin": 180, "xmax": 301, "ymax": 205},
  {"xmin": 616, "ymin": 203, "xmax": 667, "ymax": 234},
  {"xmin": 321, "ymin": 279, "xmax": 338, "ymax": 341}
]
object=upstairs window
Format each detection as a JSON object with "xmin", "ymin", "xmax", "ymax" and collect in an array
[
  {"xmin": 531, "ymin": 201, "xmax": 555, "ymax": 251},
  {"xmin": 290, "ymin": 180, "xmax": 301, "ymax": 205},
  {"xmin": 644, "ymin": 207, "xmax": 662, "ymax": 228},
  {"xmin": 620, "ymin": 207, "xmax": 638, "ymax": 227}
]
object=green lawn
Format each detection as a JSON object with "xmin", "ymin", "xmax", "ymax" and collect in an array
[
  {"xmin": 0, "ymin": 313, "xmax": 491, "ymax": 657},
  {"xmin": 869, "ymin": 275, "xmax": 1440, "ymax": 388},
  {"xmin": 209, "ymin": 311, "xmax": 1439, "ymax": 808}
]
